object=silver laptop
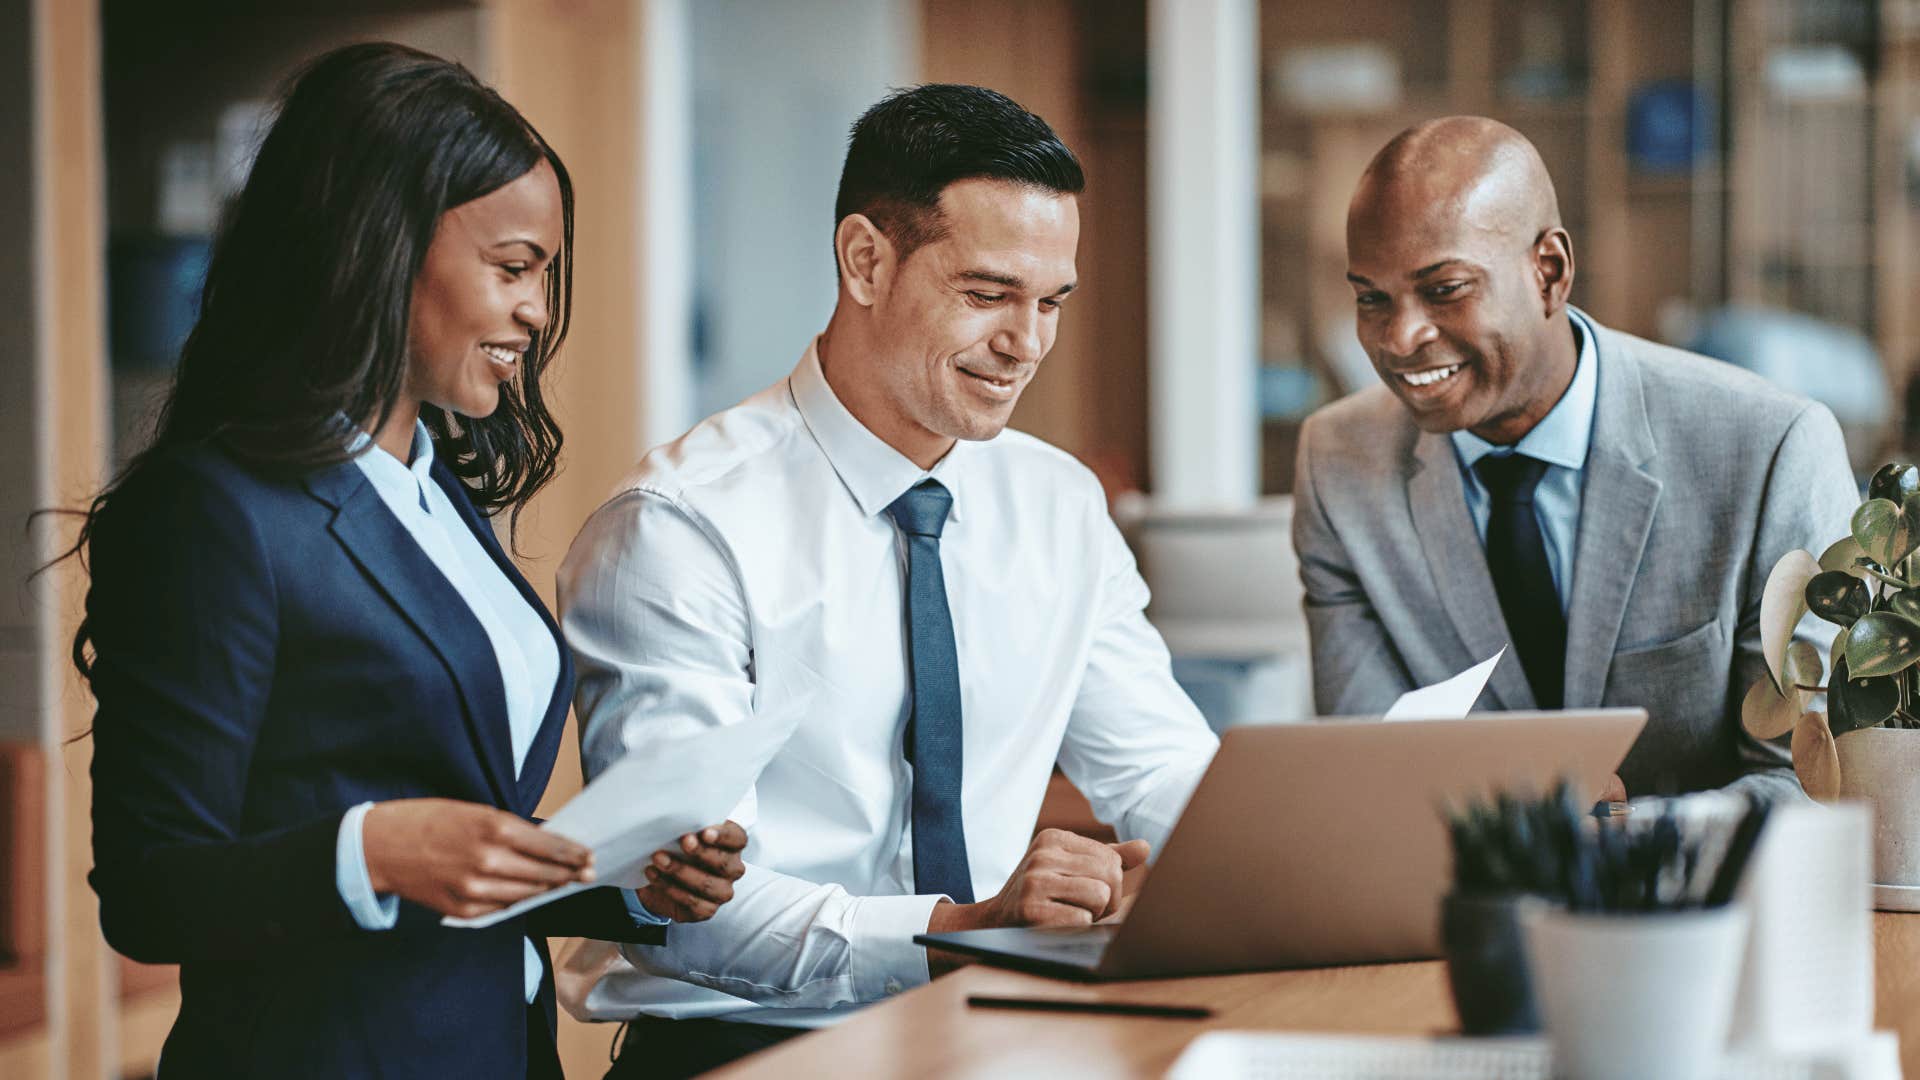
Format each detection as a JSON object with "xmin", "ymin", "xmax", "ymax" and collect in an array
[{"xmin": 914, "ymin": 709, "xmax": 1646, "ymax": 981}]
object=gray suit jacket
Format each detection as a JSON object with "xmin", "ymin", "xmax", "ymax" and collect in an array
[{"xmin": 1292, "ymin": 315, "xmax": 1857, "ymax": 798}]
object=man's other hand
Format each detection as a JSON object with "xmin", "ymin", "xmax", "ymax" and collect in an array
[
  {"xmin": 1599, "ymin": 773, "xmax": 1627, "ymax": 804},
  {"xmin": 636, "ymin": 820, "xmax": 749, "ymax": 922},
  {"xmin": 925, "ymin": 829, "xmax": 1151, "ymax": 957}
]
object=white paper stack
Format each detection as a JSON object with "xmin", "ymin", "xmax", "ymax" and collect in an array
[
  {"xmin": 442, "ymin": 708, "xmax": 791, "ymax": 929},
  {"xmin": 1164, "ymin": 1031, "xmax": 1901, "ymax": 1080},
  {"xmin": 1729, "ymin": 801, "xmax": 1876, "ymax": 1053}
]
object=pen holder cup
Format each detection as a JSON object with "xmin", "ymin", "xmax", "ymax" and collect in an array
[
  {"xmin": 1522, "ymin": 905, "xmax": 1750, "ymax": 1080},
  {"xmin": 1440, "ymin": 892, "xmax": 1544, "ymax": 1035}
]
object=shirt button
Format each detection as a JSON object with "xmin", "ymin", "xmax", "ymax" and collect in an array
[{"xmin": 885, "ymin": 979, "xmax": 902, "ymax": 995}]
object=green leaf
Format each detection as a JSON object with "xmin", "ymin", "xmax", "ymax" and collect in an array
[
  {"xmin": 1845, "ymin": 610, "xmax": 1920, "ymax": 677},
  {"xmin": 1852, "ymin": 498, "xmax": 1920, "ymax": 571},
  {"xmin": 1760, "ymin": 549, "xmax": 1821, "ymax": 693},
  {"xmin": 1807, "ymin": 571, "xmax": 1870, "ymax": 628},
  {"xmin": 1829, "ymin": 657, "xmax": 1900, "ymax": 735},
  {"xmin": 1869, "ymin": 463, "xmax": 1920, "ymax": 506},
  {"xmin": 1890, "ymin": 589, "xmax": 1920, "ymax": 624},
  {"xmin": 1819, "ymin": 536, "xmax": 1869, "ymax": 578}
]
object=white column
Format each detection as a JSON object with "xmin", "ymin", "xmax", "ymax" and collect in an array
[
  {"xmin": 1147, "ymin": 0, "xmax": 1260, "ymax": 506},
  {"xmin": 639, "ymin": 0, "xmax": 693, "ymax": 449}
]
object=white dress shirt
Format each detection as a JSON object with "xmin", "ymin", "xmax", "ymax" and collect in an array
[
  {"xmin": 558, "ymin": 341, "xmax": 1219, "ymax": 1028},
  {"xmin": 332, "ymin": 420, "xmax": 561, "ymax": 1004}
]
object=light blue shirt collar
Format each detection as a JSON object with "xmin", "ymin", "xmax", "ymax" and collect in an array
[
  {"xmin": 346, "ymin": 419, "xmax": 436, "ymax": 508},
  {"xmin": 1449, "ymin": 307, "xmax": 1598, "ymax": 472}
]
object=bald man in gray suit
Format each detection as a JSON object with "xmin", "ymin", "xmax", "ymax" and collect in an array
[{"xmin": 1293, "ymin": 117, "xmax": 1857, "ymax": 800}]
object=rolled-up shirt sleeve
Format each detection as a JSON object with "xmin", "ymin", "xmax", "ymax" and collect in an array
[{"xmin": 559, "ymin": 489, "xmax": 938, "ymax": 1006}]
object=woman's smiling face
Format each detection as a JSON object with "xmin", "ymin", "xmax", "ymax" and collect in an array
[{"xmin": 405, "ymin": 159, "xmax": 564, "ymax": 422}]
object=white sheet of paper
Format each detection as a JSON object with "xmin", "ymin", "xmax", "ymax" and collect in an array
[
  {"xmin": 442, "ymin": 711, "xmax": 791, "ymax": 929},
  {"xmin": 1383, "ymin": 646, "xmax": 1507, "ymax": 721}
]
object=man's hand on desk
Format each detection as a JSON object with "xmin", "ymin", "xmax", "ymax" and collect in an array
[
  {"xmin": 1099, "ymin": 855, "xmax": 1153, "ymax": 925},
  {"xmin": 636, "ymin": 820, "xmax": 749, "ymax": 922},
  {"xmin": 925, "ymin": 829, "xmax": 1150, "ymax": 975},
  {"xmin": 1599, "ymin": 774, "xmax": 1627, "ymax": 804}
]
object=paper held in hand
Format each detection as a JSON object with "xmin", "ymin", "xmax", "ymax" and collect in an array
[
  {"xmin": 1382, "ymin": 646, "xmax": 1507, "ymax": 721},
  {"xmin": 442, "ymin": 713, "xmax": 786, "ymax": 930}
]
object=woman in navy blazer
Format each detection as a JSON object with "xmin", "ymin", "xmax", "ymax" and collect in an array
[{"xmin": 72, "ymin": 44, "xmax": 743, "ymax": 1079}]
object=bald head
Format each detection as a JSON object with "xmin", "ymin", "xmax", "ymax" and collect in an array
[
  {"xmin": 1351, "ymin": 117, "xmax": 1562, "ymax": 248},
  {"xmin": 1343, "ymin": 117, "xmax": 1580, "ymax": 445}
]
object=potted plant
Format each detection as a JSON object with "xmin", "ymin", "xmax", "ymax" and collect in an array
[{"xmin": 1743, "ymin": 462, "xmax": 1920, "ymax": 902}]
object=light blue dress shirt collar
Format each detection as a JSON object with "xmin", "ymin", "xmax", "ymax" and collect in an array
[
  {"xmin": 1446, "ymin": 307, "xmax": 1600, "ymax": 614},
  {"xmin": 1449, "ymin": 307, "xmax": 1599, "ymax": 473},
  {"xmin": 347, "ymin": 419, "xmax": 437, "ymax": 509},
  {"xmin": 332, "ymin": 418, "xmax": 571, "ymax": 1003}
]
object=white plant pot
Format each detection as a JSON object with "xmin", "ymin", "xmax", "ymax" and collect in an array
[
  {"xmin": 1522, "ymin": 906, "xmax": 1750, "ymax": 1080},
  {"xmin": 1836, "ymin": 726, "xmax": 1920, "ymax": 886}
]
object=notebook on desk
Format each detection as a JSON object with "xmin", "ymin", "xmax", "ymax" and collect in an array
[
  {"xmin": 915, "ymin": 710, "xmax": 1646, "ymax": 981},
  {"xmin": 1164, "ymin": 1031, "xmax": 1901, "ymax": 1080}
]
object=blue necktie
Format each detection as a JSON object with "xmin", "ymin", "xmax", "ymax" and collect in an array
[
  {"xmin": 1475, "ymin": 453, "xmax": 1565, "ymax": 709},
  {"xmin": 885, "ymin": 479, "xmax": 974, "ymax": 903}
]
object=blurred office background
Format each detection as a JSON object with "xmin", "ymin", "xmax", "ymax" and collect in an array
[{"xmin": 3, "ymin": 1, "xmax": 1916, "ymax": 1076}]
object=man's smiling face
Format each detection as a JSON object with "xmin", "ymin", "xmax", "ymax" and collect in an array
[
  {"xmin": 1346, "ymin": 203, "xmax": 1548, "ymax": 442},
  {"xmin": 1343, "ymin": 121, "xmax": 1577, "ymax": 447},
  {"xmin": 868, "ymin": 177, "xmax": 1079, "ymax": 452}
]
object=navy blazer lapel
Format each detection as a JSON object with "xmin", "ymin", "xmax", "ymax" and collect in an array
[
  {"xmin": 427, "ymin": 461, "xmax": 574, "ymax": 815},
  {"xmin": 303, "ymin": 462, "xmax": 518, "ymax": 806},
  {"xmin": 1408, "ymin": 434, "xmax": 1535, "ymax": 709},
  {"xmin": 1563, "ymin": 328, "xmax": 1662, "ymax": 708}
]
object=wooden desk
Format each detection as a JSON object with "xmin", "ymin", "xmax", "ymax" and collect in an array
[{"xmin": 715, "ymin": 912, "xmax": 1920, "ymax": 1079}]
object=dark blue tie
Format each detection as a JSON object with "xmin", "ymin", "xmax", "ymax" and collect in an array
[
  {"xmin": 1475, "ymin": 453, "xmax": 1566, "ymax": 709},
  {"xmin": 885, "ymin": 479, "xmax": 974, "ymax": 903}
]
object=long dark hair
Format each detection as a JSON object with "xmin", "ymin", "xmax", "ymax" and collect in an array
[{"xmin": 62, "ymin": 42, "xmax": 574, "ymax": 680}]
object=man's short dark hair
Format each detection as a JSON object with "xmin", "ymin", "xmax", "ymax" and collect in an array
[{"xmin": 834, "ymin": 84, "xmax": 1085, "ymax": 267}]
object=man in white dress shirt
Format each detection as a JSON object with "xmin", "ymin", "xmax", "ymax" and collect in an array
[{"xmin": 558, "ymin": 84, "xmax": 1219, "ymax": 1076}]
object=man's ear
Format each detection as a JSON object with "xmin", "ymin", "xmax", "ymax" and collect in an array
[
  {"xmin": 1533, "ymin": 227, "xmax": 1576, "ymax": 316},
  {"xmin": 836, "ymin": 213, "xmax": 894, "ymax": 307}
]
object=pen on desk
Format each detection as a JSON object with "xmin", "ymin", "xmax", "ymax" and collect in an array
[{"xmin": 965, "ymin": 995, "xmax": 1212, "ymax": 1019}]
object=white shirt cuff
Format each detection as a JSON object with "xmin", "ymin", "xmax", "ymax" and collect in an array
[
  {"xmin": 335, "ymin": 801, "xmax": 400, "ymax": 930},
  {"xmin": 848, "ymin": 892, "xmax": 947, "ymax": 1001},
  {"xmin": 524, "ymin": 938, "xmax": 544, "ymax": 1003}
]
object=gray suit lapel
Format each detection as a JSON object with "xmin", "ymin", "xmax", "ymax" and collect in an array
[
  {"xmin": 1563, "ymin": 327, "xmax": 1662, "ymax": 707},
  {"xmin": 1409, "ymin": 433, "xmax": 1536, "ymax": 709}
]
